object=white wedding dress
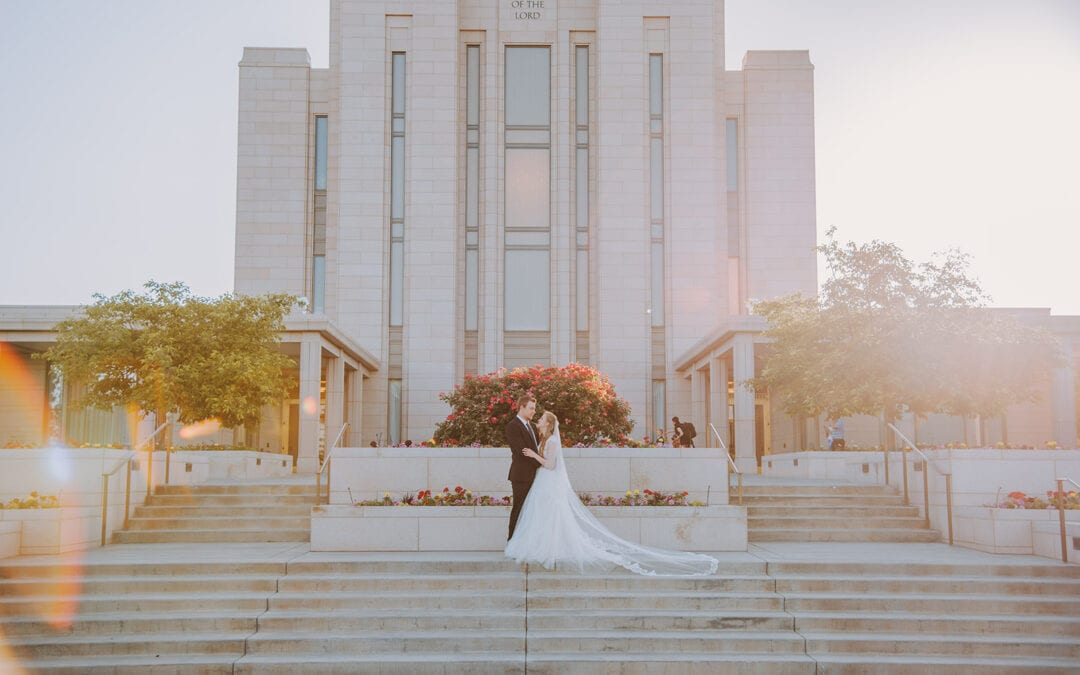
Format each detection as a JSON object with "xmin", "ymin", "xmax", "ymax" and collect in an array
[{"xmin": 504, "ymin": 425, "xmax": 719, "ymax": 576}]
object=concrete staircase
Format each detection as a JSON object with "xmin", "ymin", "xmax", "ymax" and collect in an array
[
  {"xmin": 1, "ymin": 550, "xmax": 1077, "ymax": 673},
  {"xmin": 114, "ymin": 483, "xmax": 316, "ymax": 544},
  {"xmin": 744, "ymin": 484, "xmax": 941, "ymax": 543}
]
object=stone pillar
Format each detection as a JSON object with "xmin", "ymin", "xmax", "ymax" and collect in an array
[
  {"xmin": 345, "ymin": 369, "xmax": 364, "ymax": 447},
  {"xmin": 691, "ymin": 369, "xmax": 708, "ymax": 446},
  {"xmin": 297, "ymin": 336, "xmax": 322, "ymax": 473},
  {"xmin": 709, "ymin": 355, "xmax": 730, "ymax": 450},
  {"xmin": 732, "ymin": 333, "xmax": 757, "ymax": 472},
  {"xmin": 1051, "ymin": 343, "xmax": 1077, "ymax": 449},
  {"xmin": 325, "ymin": 354, "xmax": 345, "ymax": 453}
]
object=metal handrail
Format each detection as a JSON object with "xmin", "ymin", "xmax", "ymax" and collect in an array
[
  {"xmin": 315, "ymin": 423, "xmax": 350, "ymax": 505},
  {"xmin": 709, "ymin": 423, "xmax": 742, "ymax": 506},
  {"xmin": 1053, "ymin": 476, "xmax": 1078, "ymax": 563},
  {"xmin": 100, "ymin": 451, "xmax": 135, "ymax": 547},
  {"xmin": 135, "ymin": 418, "xmax": 171, "ymax": 500},
  {"xmin": 888, "ymin": 423, "xmax": 953, "ymax": 545}
]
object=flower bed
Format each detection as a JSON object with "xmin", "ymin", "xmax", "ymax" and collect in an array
[
  {"xmin": 356, "ymin": 486, "xmax": 699, "ymax": 507},
  {"xmin": 989, "ymin": 490, "xmax": 1079, "ymax": 510},
  {"xmin": 2, "ymin": 492, "xmax": 60, "ymax": 509},
  {"xmin": 312, "ymin": 503, "xmax": 747, "ymax": 553}
]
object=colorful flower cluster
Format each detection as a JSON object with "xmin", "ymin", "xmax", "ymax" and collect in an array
[
  {"xmin": 355, "ymin": 486, "xmax": 702, "ymax": 507},
  {"xmin": 579, "ymin": 489, "xmax": 696, "ymax": 507},
  {"xmin": 990, "ymin": 490, "xmax": 1079, "ymax": 510},
  {"xmin": 2, "ymin": 492, "xmax": 60, "ymax": 509}
]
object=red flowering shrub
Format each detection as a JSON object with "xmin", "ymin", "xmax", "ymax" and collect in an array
[{"xmin": 432, "ymin": 363, "xmax": 634, "ymax": 447}]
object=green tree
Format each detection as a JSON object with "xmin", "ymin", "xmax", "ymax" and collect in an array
[
  {"xmin": 752, "ymin": 229, "xmax": 1062, "ymax": 436},
  {"xmin": 432, "ymin": 364, "xmax": 635, "ymax": 447},
  {"xmin": 40, "ymin": 281, "xmax": 297, "ymax": 441}
]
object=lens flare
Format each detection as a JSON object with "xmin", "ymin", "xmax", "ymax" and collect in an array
[
  {"xmin": 178, "ymin": 418, "xmax": 221, "ymax": 440},
  {"xmin": 301, "ymin": 396, "xmax": 318, "ymax": 416}
]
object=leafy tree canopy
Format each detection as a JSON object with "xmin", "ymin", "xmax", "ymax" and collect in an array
[
  {"xmin": 752, "ymin": 228, "xmax": 1063, "ymax": 422},
  {"xmin": 432, "ymin": 364, "xmax": 634, "ymax": 447},
  {"xmin": 41, "ymin": 281, "xmax": 297, "ymax": 430}
]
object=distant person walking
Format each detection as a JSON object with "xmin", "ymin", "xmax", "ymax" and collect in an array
[
  {"xmin": 671, "ymin": 416, "xmax": 697, "ymax": 448},
  {"xmin": 826, "ymin": 418, "xmax": 845, "ymax": 450}
]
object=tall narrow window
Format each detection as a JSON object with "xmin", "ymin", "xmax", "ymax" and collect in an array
[
  {"xmin": 726, "ymin": 119, "xmax": 738, "ymax": 192},
  {"xmin": 575, "ymin": 45, "xmax": 590, "ymax": 339},
  {"xmin": 465, "ymin": 45, "xmax": 480, "ymax": 332},
  {"xmin": 652, "ymin": 380, "xmax": 666, "ymax": 439},
  {"xmin": 649, "ymin": 54, "xmax": 664, "ymax": 328},
  {"xmin": 389, "ymin": 53, "xmax": 406, "ymax": 326},
  {"xmin": 726, "ymin": 117, "xmax": 741, "ymax": 314},
  {"xmin": 312, "ymin": 115, "xmax": 328, "ymax": 313},
  {"xmin": 504, "ymin": 46, "xmax": 551, "ymax": 332}
]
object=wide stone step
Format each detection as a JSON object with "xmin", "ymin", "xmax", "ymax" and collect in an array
[
  {"xmin": 775, "ymin": 575, "xmax": 1080, "ymax": 596},
  {"xmin": 741, "ymin": 485, "xmax": 899, "ymax": 496},
  {"xmin": 767, "ymin": 561, "xmax": 1080, "ymax": 578},
  {"xmin": 0, "ymin": 575, "xmax": 279, "ymax": 596},
  {"xmin": 525, "ymin": 609, "xmax": 795, "ymax": 632},
  {"xmin": 807, "ymin": 653, "xmax": 1080, "ymax": 674},
  {"xmin": 792, "ymin": 611, "xmax": 1080, "ymax": 637},
  {"xmin": 525, "ymin": 653, "xmax": 816, "ymax": 674},
  {"xmin": 0, "ymin": 593, "xmax": 270, "ymax": 616},
  {"xmin": 113, "ymin": 529, "xmax": 309, "ymax": 544},
  {"xmin": 747, "ymin": 505, "xmax": 921, "ymax": 518},
  {"xmin": 284, "ymin": 559, "xmax": 521, "ymax": 575},
  {"xmin": 9, "ymin": 631, "xmax": 249, "ymax": 657},
  {"xmin": 742, "ymin": 495, "xmax": 906, "ymax": 505},
  {"xmin": 14, "ymin": 654, "xmax": 238, "ymax": 674},
  {"xmin": 526, "ymin": 560, "xmax": 767, "ymax": 578},
  {"xmin": 131, "ymin": 505, "xmax": 313, "ymax": 518},
  {"xmin": 0, "ymin": 612, "xmax": 261, "ymax": 637},
  {"xmin": 0, "ymin": 560, "xmax": 287, "ymax": 579},
  {"xmin": 277, "ymin": 573, "xmax": 523, "ymax": 593},
  {"xmin": 524, "ymin": 630, "xmax": 807, "ymax": 655},
  {"xmin": 748, "ymin": 516, "xmax": 930, "ymax": 529},
  {"xmin": 523, "ymin": 573, "xmax": 772, "ymax": 593},
  {"xmin": 524, "ymin": 591, "xmax": 783, "ymax": 612},
  {"xmin": 803, "ymin": 631, "xmax": 1080, "ymax": 658},
  {"xmin": 782, "ymin": 592, "xmax": 1080, "ymax": 615},
  {"xmin": 255, "ymin": 609, "xmax": 522, "ymax": 633},
  {"xmin": 154, "ymin": 483, "xmax": 315, "ymax": 496},
  {"xmin": 233, "ymin": 653, "xmax": 528, "ymax": 675},
  {"xmin": 243, "ymin": 630, "xmax": 525, "ymax": 655},
  {"xmin": 750, "ymin": 528, "xmax": 941, "ymax": 542},
  {"xmin": 125, "ymin": 516, "xmax": 310, "ymax": 531},
  {"xmin": 268, "ymin": 590, "xmax": 525, "ymax": 611},
  {"xmin": 146, "ymin": 494, "xmax": 316, "ymax": 506}
]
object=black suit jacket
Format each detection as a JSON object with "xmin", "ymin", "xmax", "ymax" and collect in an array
[{"xmin": 506, "ymin": 417, "xmax": 542, "ymax": 482}]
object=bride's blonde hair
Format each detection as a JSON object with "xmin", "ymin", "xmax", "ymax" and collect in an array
[{"xmin": 537, "ymin": 411, "xmax": 559, "ymax": 457}]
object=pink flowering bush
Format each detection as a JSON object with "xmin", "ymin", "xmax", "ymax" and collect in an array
[
  {"xmin": 990, "ymin": 490, "xmax": 1079, "ymax": 510},
  {"xmin": 356, "ymin": 486, "xmax": 700, "ymax": 507},
  {"xmin": 432, "ymin": 364, "xmax": 634, "ymax": 447}
]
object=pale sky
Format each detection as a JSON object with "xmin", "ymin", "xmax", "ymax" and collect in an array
[{"xmin": 2, "ymin": 0, "xmax": 1079, "ymax": 313}]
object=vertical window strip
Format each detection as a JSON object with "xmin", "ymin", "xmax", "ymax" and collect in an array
[
  {"xmin": 312, "ymin": 115, "xmax": 328, "ymax": 314},
  {"xmin": 389, "ymin": 53, "xmax": 406, "ymax": 327},
  {"xmin": 649, "ymin": 53, "xmax": 664, "ymax": 328},
  {"xmin": 388, "ymin": 379, "xmax": 402, "ymax": 445},
  {"xmin": 652, "ymin": 380, "xmax": 666, "ymax": 440},
  {"xmin": 504, "ymin": 46, "xmax": 552, "ymax": 332},
  {"xmin": 575, "ymin": 45, "xmax": 589, "ymax": 333},
  {"xmin": 465, "ymin": 45, "xmax": 480, "ymax": 331},
  {"xmin": 726, "ymin": 118, "xmax": 738, "ymax": 192}
]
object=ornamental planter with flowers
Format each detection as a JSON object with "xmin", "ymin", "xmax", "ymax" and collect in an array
[
  {"xmin": 312, "ymin": 486, "xmax": 746, "ymax": 553},
  {"xmin": 955, "ymin": 490, "xmax": 1080, "ymax": 555}
]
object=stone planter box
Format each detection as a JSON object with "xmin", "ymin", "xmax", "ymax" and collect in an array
[
  {"xmin": 310, "ymin": 504, "xmax": 747, "ymax": 553},
  {"xmin": 1032, "ymin": 520, "xmax": 1080, "ymax": 563},
  {"xmin": 150, "ymin": 449, "xmax": 293, "ymax": 485},
  {"xmin": 954, "ymin": 506, "xmax": 1080, "ymax": 555},
  {"xmin": 0, "ymin": 508, "xmax": 92, "ymax": 556},
  {"xmin": 0, "ymin": 522, "xmax": 19, "ymax": 559}
]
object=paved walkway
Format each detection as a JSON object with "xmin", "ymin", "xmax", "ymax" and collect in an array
[{"xmin": 8, "ymin": 540, "xmax": 1072, "ymax": 570}]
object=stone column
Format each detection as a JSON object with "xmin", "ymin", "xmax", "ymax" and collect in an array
[
  {"xmin": 690, "ymin": 369, "xmax": 708, "ymax": 446},
  {"xmin": 709, "ymin": 355, "xmax": 729, "ymax": 450},
  {"xmin": 732, "ymin": 333, "xmax": 757, "ymax": 472},
  {"xmin": 345, "ymin": 368, "xmax": 364, "ymax": 447},
  {"xmin": 325, "ymin": 353, "xmax": 345, "ymax": 453},
  {"xmin": 1051, "ymin": 342, "xmax": 1077, "ymax": 449},
  {"xmin": 297, "ymin": 336, "xmax": 322, "ymax": 473}
]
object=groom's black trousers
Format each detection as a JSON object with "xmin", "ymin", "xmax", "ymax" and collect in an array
[{"xmin": 508, "ymin": 480, "xmax": 533, "ymax": 540}]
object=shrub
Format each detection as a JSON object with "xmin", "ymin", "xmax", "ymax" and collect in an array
[{"xmin": 432, "ymin": 364, "xmax": 634, "ymax": 447}]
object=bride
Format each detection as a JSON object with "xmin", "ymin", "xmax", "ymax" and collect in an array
[{"xmin": 504, "ymin": 411, "xmax": 718, "ymax": 576}]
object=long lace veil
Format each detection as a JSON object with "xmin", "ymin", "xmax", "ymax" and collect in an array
[{"xmin": 543, "ymin": 423, "xmax": 718, "ymax": 577}]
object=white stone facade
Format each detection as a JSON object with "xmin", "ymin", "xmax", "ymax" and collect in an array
[{"xmin": 234, "ymin": 0, "xmax": 817, "ymax": 447}]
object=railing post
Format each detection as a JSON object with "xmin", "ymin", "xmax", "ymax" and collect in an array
[
  {"xmin": 145, "ymin": 444, "xmax": 154, "ymax": 500},
  {"xmin": 100, "ymin": 474, "xmax": 109, "ymax": 547},
  {"xmin": 902, "ymin": 447, "xmax": 910, "ymax": 506},
  {"xmin": 945, "ymin": 473, "xmax": 954, "ymax": 545},
  {"xmin": 1058, "ymin": 479, "xmax": 1068, "ymax": 563},
  {"xmin": 922, "ymin": 459, "xmax": 931, "ymax": 530},
  {"xmin": 737, "ymin": 473, "xmax": 743, "ymax": 506},
  {"xmin": 316, "ymin": 472, "xmax": 322, "ymax": 505},
  {"xmin": 326, "ymin": 459, "xmax": 332, "ymax": 505},
  {"xmin": 164, "ymin": 446, "xmax": 171, "ymax": 485},
  {"xmin": 884, "ymin": 446, "xmax": 890, "ymax": 486},
  {"xmin": 124, "ymin": 460, "xmax": 132, "ymax": 529}
]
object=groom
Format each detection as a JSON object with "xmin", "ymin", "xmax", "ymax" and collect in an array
[{"xmin": 506, "ymin": 394, "xmax": 542, "ymax": 540}]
